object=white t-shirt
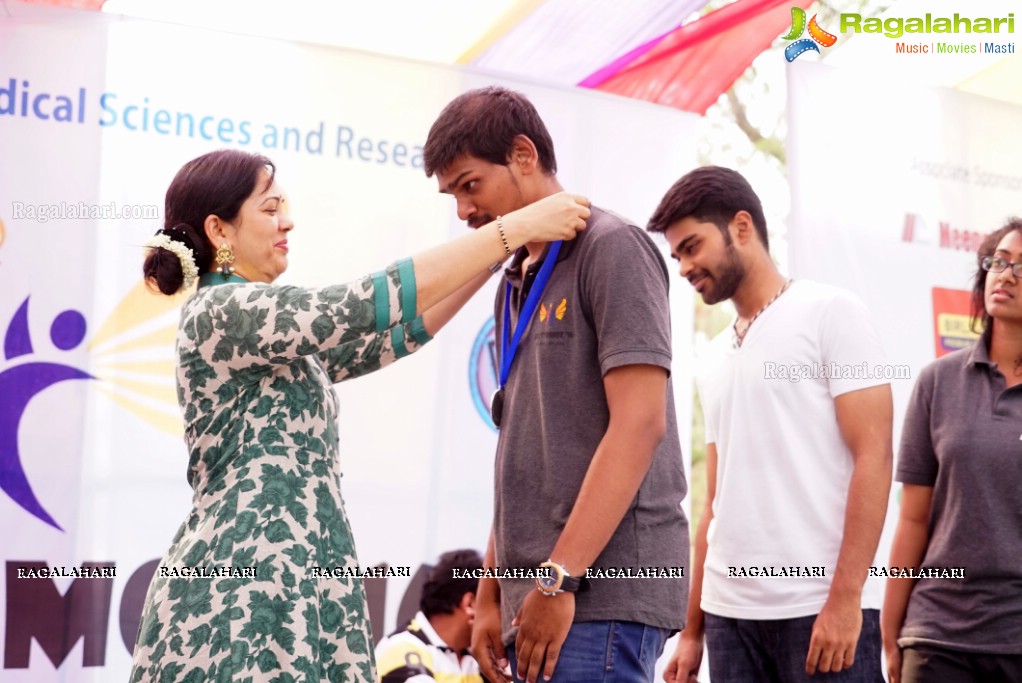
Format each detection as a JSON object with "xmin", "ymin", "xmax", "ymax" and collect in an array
[
  {"xmin": 696, "ymin": 280, "xmax": 888, "ymax": 620},
  {"xmin": 375, "ymin": 611, "xmax": 482, "ymax": 682}
]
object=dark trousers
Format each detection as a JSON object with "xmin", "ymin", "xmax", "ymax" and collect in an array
[
  {"xmin": 704, "ymin": 609, "xmax": 884, "ymax": 682},
  {"xmin": 902, "ymin": 643, "xmax": 1022, "ymax": 683}
]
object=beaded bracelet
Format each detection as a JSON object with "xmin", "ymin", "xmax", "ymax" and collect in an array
[{"xmin": 496, "ymin": 215, "xmax": 512, "ymax": 257}]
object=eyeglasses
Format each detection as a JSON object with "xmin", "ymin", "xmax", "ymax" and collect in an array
[{"xmin": 981, "ymin": 256, "xmax": 1022, "ymax": 278}]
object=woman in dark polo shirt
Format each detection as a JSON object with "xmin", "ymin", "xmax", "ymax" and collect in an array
[{"xmin": 881, "ymin": 218, "xmax": 1022, "ymax": 683}]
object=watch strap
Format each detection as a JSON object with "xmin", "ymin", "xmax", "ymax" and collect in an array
[
  {"xmin": 559, "ymin": 574, "xmax": 583, "ymax": 593},
  {"xmin": 537, "ymin": 560, "xmax": 590, "ymax": 595}
]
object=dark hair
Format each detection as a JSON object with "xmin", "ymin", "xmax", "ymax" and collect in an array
[
  {"xmin": 647, "ymin": 165, "xmax": 769, "ymax": 249},
  {"xmin": 419, "ymin": 549, "xmax": 483, "ymax": 618},
  {"xmin": 423, "ymin": 86, "xmax": 557, "ymax": 177},
  {"xmin": 143, "ymin": 149, "xmax": 275, "ymax": 295},
  {"xmin": 970, "ymin": 217, "xmax": 1022, "ymax": 335}
]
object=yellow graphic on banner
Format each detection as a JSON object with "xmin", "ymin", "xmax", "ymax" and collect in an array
[
  {"xmin": 932, "ymin": 287, "xmax": 978, "ymax": 357},
  {"xmin": 936, "ymin": 313, "xmax": 979, "ymax": 352},
  {"xmin": 89, "ymin": 280, "xmax": 193, "ymax": 437}
]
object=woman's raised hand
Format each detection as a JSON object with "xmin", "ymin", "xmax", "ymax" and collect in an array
[
  {"xmin": 412, "ymin": 192, "xmax": 590, "ymax": 316},
  {"xmin": 502, "ymin": 192, "xmax": 591, "ymax": 246}
]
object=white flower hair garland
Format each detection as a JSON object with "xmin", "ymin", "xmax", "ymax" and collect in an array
[{"xmin": 144, "ymin": 232, "xmax": 199, "ymax": 291}]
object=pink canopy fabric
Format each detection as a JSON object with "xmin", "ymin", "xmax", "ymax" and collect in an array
[
  {"xmin": 26, "ymin": 0, "xmax": 105, "ymax": 9},
  {"xmin": 465, "ymin": 0, "xmax": 709, "ymax": 86},
  {"xmin": 587, "ymin": 0, "xmax": 817, "ymax": 114},
  {"xmin": 30, "ymin": 0, "xmax": 831, "ymax": 116}
]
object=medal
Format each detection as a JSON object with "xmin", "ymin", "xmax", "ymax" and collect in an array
[
  {"xmin": 490, "ymin": 388, "xmax": 504, "ymax": 428},
  {"xmin": 494, "ymin": 240, "xmax": 563, "ymax": 433}
]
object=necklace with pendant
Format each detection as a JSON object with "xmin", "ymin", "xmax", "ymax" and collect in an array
[{"xmin": 732, "ymin": 279, "xmax": 793, "ymax": 350}]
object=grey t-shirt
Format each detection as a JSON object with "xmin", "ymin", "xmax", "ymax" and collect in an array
[
  {"xmin": 492, "ymin": 206, "xmax": 690, "ymax": 645},
  {"xmin": 896, "ymin": 336, "xmax": 1022, "ymax": 654}
]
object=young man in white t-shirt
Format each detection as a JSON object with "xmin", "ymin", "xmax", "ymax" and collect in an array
[{"xmin": 647, "ymin": 166, "xmax": 893, "ymax": 683}]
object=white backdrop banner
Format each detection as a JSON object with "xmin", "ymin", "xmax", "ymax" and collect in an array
[
  {"xmin": 788, "ymin": 59, "xmax": 1022, "ymax": 424},
  {"xmin": 0, "ymin": 2, "xmax": 696, "ymax": 680},
  {"xmin": 786, "ymin": 59, "xmax": 1022, "ymax": 598}
]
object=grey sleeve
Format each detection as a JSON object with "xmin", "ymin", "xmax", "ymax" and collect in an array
[
  {"xmin": 579, "ymin": 223, "xmax": 673, "ymax": 376},
  {"xmin": 896, "ymin": 363, "xmax": 938, "ymax": 486}
]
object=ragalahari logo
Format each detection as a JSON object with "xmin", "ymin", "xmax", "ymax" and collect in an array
[{"xmin": 782, "ymin": 6, "xmax": 838, "ymax": 62}]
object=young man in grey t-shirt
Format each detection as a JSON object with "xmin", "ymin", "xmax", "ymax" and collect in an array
[{"xmin": 423, "ymin": 86, "xmax": 690, "ymax": 683}]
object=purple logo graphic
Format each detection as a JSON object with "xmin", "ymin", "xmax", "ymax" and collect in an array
[
  {"xmin": 468, "ymin": 317, "xmax": 498, "ymax": 431},
  {"xmin": 1, "ymin": 297, "xmax": 92, "ymax": 530}
]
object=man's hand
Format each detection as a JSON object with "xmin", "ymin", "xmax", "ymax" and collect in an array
[
  {"xmin": 663, "ymin": 630, "xmax": 703, "ymax": 683},
  {"xmin": 472, "ymin": 591, "xmax": 511, "ymax": 683},
  {"xmin": 512, "ymin": 589, "xmax": 575, "ymax": 683},
  {"xmin": 805, "ymin": 594, "xmax": 862, "ymax": 675},
  {"xmin": 883, "ymin": 637, "xmax": 902, "ymax": 683}
]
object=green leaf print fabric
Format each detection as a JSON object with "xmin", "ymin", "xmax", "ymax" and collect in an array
[{"xmin": 130, "ymin": 259, "xmax": 430, "ymax": 683}]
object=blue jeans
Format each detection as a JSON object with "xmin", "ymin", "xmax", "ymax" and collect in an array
[
  {"xmin": 507, "ymin": 620, "xmax": 670, "ymax": 683},
  {"xmin": 704, "ymin": 609, "xmax": 884, "ymax": 682}
]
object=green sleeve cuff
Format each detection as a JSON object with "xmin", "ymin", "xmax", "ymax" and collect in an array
[
  {"xmin": 396, "ymin": 258, "xmax": 417, "ymax": 324},
  {"xmin": 371, "ymin": 270, "xmax": 390, "ymax": 334},
  {"xmin": 390, "ymin": 325, "xmax": 410, "ymax": 359},
  {"xmin": 410, "ymin": 316, "xmax": 431, "ymax": 345},
  {"xmin": 390, "ymin": 317, "xmax": 431, "ymax": 359}
]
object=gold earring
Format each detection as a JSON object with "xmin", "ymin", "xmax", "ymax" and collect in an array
[{"xmin": 215, "ymin": 243, "xmax": 235, "ymax": 279}]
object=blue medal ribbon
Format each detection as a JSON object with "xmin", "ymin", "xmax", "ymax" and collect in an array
[{"xmin": 491, "ymin": 240, "xmax": 562, "ymax": 427}]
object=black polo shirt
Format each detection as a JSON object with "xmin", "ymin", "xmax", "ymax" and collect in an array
[{"xmin": 897, "ymin": 336, "xmax": 1022, "ymax": 653}]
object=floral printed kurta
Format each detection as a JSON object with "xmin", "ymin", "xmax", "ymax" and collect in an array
[{"xmin": 130, "ymin": 259, "xmax": 429, "ymax": 683}]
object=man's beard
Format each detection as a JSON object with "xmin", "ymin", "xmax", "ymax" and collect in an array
[
  {"xmin": 467, "ymin": 167, "xmax": 525, "ymax": 229},
  {"xmin": 467, "ymin": 214, "xmax": 494, "ymax": 229},
  {"xmin": 701, "ymin": 242, "xmax": 745, "ymax": 305}
]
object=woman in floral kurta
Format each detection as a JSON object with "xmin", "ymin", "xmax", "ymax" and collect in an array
[
  {"xmin": 131, "ymin": 148, "xmax": 588, "ymax": 683},
  {"xmin": 130, "ymin": 260, "xmax": 427, "ymax": 683}
]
